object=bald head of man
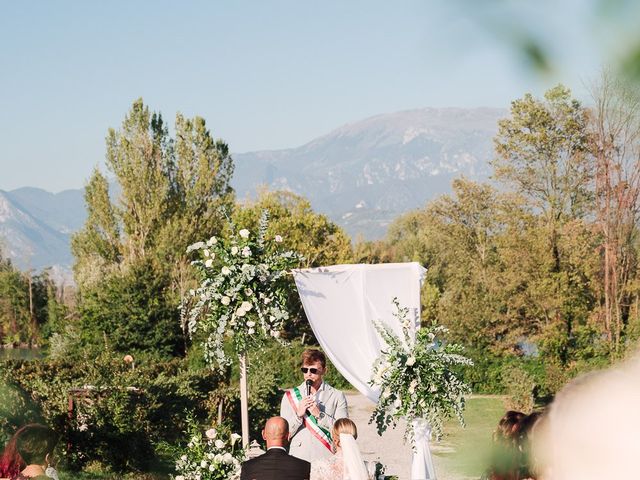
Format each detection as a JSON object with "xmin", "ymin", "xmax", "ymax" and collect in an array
[{"xmin": 262, "ymin": 416, "xmax": 289, "ymax": 449}]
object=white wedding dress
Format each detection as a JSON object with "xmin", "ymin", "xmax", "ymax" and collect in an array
[{"xmin": 310, "ymin": 434, "xmax": 372, "ymax": 480}]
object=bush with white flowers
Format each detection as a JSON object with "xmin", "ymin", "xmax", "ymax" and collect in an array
[
  {"xmin": 172, "ymin": 419, "xmax": 245, "ymax": 480},
  {"xmin": 182, "ymin": 212, "xmax": 302, "ymax": 369},
  {"xmin": 369, "ymin": 299, "xmax": 473, "ymax": 442}
]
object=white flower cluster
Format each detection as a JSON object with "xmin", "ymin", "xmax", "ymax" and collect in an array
[
  {"xmin": 173, "ymin": 425, "xmax": 244, "ymax": 480},
  {"xmin": 181, "ymin": 212, "xmax": 303, "ymax": 369},
  {"xmin": 369, "ymin": 298, "xmax": 473, "ymax": 443}
]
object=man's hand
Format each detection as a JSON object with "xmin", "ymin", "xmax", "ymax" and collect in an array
[{"xmin": 296, "ymin": 396, "xmax": 319, "ymax": 417}]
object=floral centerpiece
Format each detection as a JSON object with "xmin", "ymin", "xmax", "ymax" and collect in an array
[
  {"xmin": 369, "ymin": 299, "xmax": 473, "ymax": 442},
  {"xmin": 181, "ymin": 212, "xmax": 302, "ymax": 369},
  {"xmin": 172, "ymin": 418, "xmax": 245, "ymax": 480}
]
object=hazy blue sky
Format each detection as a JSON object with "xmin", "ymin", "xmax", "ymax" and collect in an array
[{"xmin": 0, "ymin": 0, "xmax": 626, "ymax": 192}]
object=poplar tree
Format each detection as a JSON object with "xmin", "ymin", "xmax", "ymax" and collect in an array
[{"xmin": 71, "ymin": 99, "xmax": 234, "ymax": 355}]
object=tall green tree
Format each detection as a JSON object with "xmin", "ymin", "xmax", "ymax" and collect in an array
[
  {"xmin": 71, "ymin": 99, "xmax": 234, "ymax": 355},
  {"xmin": 493, "ymin": 85, "xmax": 594, "ymax": 363}
]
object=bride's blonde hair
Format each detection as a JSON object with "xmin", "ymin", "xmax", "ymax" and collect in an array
[{"xmin": 332, "ymin": 418, "xmax": 357, "ymax": 451}]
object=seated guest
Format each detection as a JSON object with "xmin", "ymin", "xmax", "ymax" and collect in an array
[
  {"xmin": 534, "ymin": 357, "xmax": 640, "ymax": 480},
  {"xmin": 0, "ymin": 424, "xmax": 59, "ymax": 480},
  {"xmin": 240, "ymin": 417, "xmax": 310, "ymax": 480},
  {"xmin": 482, "ymin": 410, "xmax": 525, "ymax": 480}
]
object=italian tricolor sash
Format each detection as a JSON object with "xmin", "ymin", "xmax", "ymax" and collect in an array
[{"xmin": 285, "ymin": 386, "xmax": 333, "ymax": 452}]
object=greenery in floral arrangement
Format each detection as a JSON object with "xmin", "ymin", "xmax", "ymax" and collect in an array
[
  {"xmin": 369, "ymin": 299, "xmax": 473, "ymax": 442},
  {"xmin": 182, "ymin": 211, "xmax": 303, "ymax": 369},
  {"xmin": 172, "ymin": 416, "xmax": 245, "ymax": 480}
]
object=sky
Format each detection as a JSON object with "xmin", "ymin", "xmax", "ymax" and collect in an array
[{"xmin": 0, "ymin": 0, "xmax": 630, "ymax": 192}]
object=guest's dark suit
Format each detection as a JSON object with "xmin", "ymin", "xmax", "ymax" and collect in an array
[{"xmin": 240, "ymin": 447, "xmax": 311, "ymax": 480}]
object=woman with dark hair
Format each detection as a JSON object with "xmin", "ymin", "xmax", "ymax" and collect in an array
[
  {"xmin": 482, "ymin": 410, "xmax": 526, "ymax": 480},
  {"xmin": 0, "ymin": 424, "xmax": 58, "ymax": 480}
]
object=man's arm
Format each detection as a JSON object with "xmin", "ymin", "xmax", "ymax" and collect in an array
[{"xmin": 280, "ymin": 391, "xmax": 303, "ymax": 435}]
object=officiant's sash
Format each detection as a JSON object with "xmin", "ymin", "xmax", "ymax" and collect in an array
[{"xmin": 285, "ymin": 387, "xmax": 333, "ymax": 452}]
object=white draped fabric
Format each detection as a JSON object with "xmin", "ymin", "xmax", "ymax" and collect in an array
[{"xmin": 292, "ymin": 263, "xmax": 436, "ymax": 480}]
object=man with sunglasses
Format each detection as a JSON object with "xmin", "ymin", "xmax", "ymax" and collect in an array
[{"xmin": 280, "ymin": 348, "xmax": 348, "ymax": 462}]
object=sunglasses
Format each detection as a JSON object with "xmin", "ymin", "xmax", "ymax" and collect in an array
[{"xmin": 300, "ymin": 367, "xmax": 320, "ymax": 374}]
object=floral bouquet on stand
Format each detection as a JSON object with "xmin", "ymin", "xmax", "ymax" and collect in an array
[
  {"xmin": 369, "ymin": 299, "xmax": 473, "ymax": 443},
  {"xmin": 172, "ymin": 418, "xmax": 245, "ymax": 480},
  {"xmin": 181, "ymin": 211, "xmax": 302, "ymax": 369}
]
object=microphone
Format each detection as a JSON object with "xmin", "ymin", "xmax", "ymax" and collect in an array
[
  {"xmin": 305, "ymin": 379, "xmax": 313, "ymax": 415},
  {"xmin": 306, "ymin": 379, "xmax": 313, "ymax": 397}
]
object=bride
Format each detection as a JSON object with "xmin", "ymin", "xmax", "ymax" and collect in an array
[{"xmin": 310, "ymin": 418, "xmax": 372, "ymax": 480}]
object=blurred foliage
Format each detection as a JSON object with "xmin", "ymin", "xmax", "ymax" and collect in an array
[{"xmin": 459, "ymin": 0, "xmax": 640, "ymax": 85}]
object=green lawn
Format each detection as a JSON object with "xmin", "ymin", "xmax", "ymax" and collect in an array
[{"xmin": 431, "ymin": 395, "xmax": 506, "ymax": 480}]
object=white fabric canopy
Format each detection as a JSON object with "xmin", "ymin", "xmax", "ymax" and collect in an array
[
  {"xmin": 293, "ymin": 262, "xmax": 436, "ymax": 480},
  {"xmin": 293, "ymin": 262, "xmax": 424, "ymax": 402}
]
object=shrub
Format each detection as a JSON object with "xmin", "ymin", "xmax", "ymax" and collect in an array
[
  {"xmin": 0, "ymin": 353, "xmax": 225, "ymax": 473},
  {"xmin": 501, "ymin": 364, "xmax": 535, "ymax": 412}
]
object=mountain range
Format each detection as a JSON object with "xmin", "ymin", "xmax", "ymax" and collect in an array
[{"xmin": 1, "ymin": 107, "xmax": 506, "ymax": 276}]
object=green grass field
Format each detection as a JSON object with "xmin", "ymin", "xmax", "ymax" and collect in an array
[{"xmin": 431, "ymin": 395, "xmax": 506, "ymax": 480}]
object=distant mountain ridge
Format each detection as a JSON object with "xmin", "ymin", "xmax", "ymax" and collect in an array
[
  {"xmin": 233, "ymin": 107, "xmax": 505, "ymax": 237},
  {"xmin": 1, "ymin": 106, "xmax": 506, "ymax": 274},
  {"xmin": 0, "ymin": 188, "xmax": 83, "ymax": 280}
]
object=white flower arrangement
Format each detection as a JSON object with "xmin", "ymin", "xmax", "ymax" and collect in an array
[
  {"xmin": 173, "ymin": 419, "xmax": 245, "ymax": 480},
  {"xmin": 369, "ymin": 299, "xmax": 473, "ymax": 442},
  {"xmin": 182, "ymin": 212, "xmax": 302, "ymax": 369}
]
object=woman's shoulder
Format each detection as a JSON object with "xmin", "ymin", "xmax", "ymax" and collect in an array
[{"xmin": 20, "ymin": 465, "xmax": 46, "ymax": 479}]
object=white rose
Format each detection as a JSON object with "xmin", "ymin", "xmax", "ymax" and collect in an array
[
  {"xmin": 236, "ymin": 308, "xmax": 246, "ymax": 317},
  {"xmin": 248, "ymin": 328, "xmax": 255, "ymax": 334},
  {"xmin": 247, "ymin": 321, "xmax": 255, "ymax": 327},
  {"xmin": 223, "ymin": 452, "xmax": 233, "ymax": 463},
  {"xmin": 176, "ymin": 476, "xmax": 185, "ymax": 480},
  {"xmin": 214, "ymin": 454, "xmax": 223, "ymax": 463},
  {"xmin": 240, "ymin": 301, "xmax": 252, "ymax": 312},
  {"xmin": 406, "ymin": 356, "xmax": 416, "ymax": 367},
  {"xmin": 215, "ymin": 439, "xmax": 225, "ymax": 449},
  {"xmin": 200, "ymin": 460, "xmax": 207, "ymax": 468},
  {"xmin": 245, "ymin": 288, "xmax": 253, "ymax": 296},
  {"xmin": 242, "ymin": 246, "xmax": 252, "ymax": 257},
  {"xmin": 231, "ymin": 246, "xmax": 239, "ymax": 255},
  {"xmin": 221, "ymin": 296, "xmax": 231, "ymax": 306},
  {"xmin": 263, "ymin": 297, "xmax": 272, "ymax": 305},
  {"xmin": 205, "ymin": 259, "xmax": 213, "ymax": 268},
  {"xmin": 209, "ymin": 464, "xmax": 215, "ymax": 472},
  {"xmin": 221, "ymin": 266, "xmax": 231, "ymax": 275},
  {"xmin": 239, "ymin": 229, "xmax": 250, "ymax": 238},
  {"xmin": 275, "ymin": 235, "xmax": 283, "ymax": 243},
  {"xmin": 207, "ymin": 236, "xmax": 217, "ymax": 245},
  {"xmin": 205, "ymin": 428, "xmax": 217, "ymax": 439}
]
